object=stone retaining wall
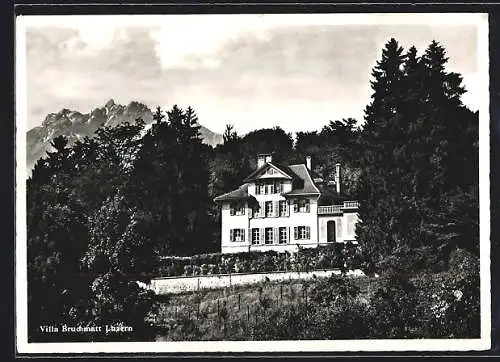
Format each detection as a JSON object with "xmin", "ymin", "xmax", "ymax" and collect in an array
[{"xmin": 141, "ymin": 269, "xmax": 366, "ymax": 295}]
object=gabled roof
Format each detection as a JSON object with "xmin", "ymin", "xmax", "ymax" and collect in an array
[
  {"xmin": 214, "ymin": 162, "xmax": 353, "ymax": 202},
  {"xmin": 282, "ymin": 164, "xmax": 321, "ymax": 196},
  {"xmin": 243, "ymin": 161, "xmax": 298, "ymax": 183},
  {"xmin": 213, "ymin": 183, "xmax": 257, "ymax": 203}
]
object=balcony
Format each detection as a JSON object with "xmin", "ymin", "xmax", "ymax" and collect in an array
[
  {"xmin": 317, "ymin": 201, "xmax": 359, "ymax": 215},
  {"xmin": 343, "ymin": 201, "xmax": 359, "ymax": 209},
  {"xmin": 317, "ymin": 205, "xmax": 343, "ymax": 215}
]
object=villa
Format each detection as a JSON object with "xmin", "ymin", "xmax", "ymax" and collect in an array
[{"xmin": 214, "ymin": 154, "xmax": 360, "ymax": 254}]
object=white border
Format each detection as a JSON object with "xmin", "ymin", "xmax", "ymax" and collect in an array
[
  {"xmin": 15, "ymin": 13, "xmax": 491, "ymax": 354},
  {"xmin": 16, "ymin": 13, "xmax": 487, "ymax": 27},
  {"xmin": 477, "ymin": 13, "xmax": 491, "ymax": 350}
]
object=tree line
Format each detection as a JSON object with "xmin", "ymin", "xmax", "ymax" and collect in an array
[{"xmin": 26, "ymin": 38, "xmax": 478, "ymax": 341}]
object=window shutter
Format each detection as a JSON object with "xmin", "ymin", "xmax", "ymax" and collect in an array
[
  {"xmin": 248, "ymin": 228, "xmax": 252, "ymax": 243},
  {"xmin": 274, "ymin": 201, "xmax": 279, "ymax": 217},
  {"xmin": 306, "ymin": 226, "xmax": 311, "ymax": 239},
  {"xmin": 255, "ymin": 183, "xmax": 260, "ymax": 195},
  {"xmin": 242, "ymin": 204, "xmax": 246, "ymax": 215},
  {"xmin": 293, "ymin": 200, "xmax": 298, "ymax": 213},
  {"xmin": 274, "ymin": 228, "xmax": 278, "ymax": 244},
  {"xmin": 230, "ymin": 205, "xmax": 235, "ymax": 216},
  {"xmin": 248, "ymin": 207, "xmax": 253, "ymax": 219},
  {"xmin": 294, "ymin": 227, "xmax": 298, "ymax": 240},
  {"xmin": 258, "ymin": 202, "xmax": 263, "ymax": 218},
  {"xmin": 260, "ymin": 228, "xmax": 265, "ymax": 244},
  {"xmin": 286, "ymin": 200, "xmax": 290, "ymax": 216},
  {"xmin": 287, "ymin": 227, "xmax": 290, "ymax": 243},
  {"xmin": 230, "ymin": 229, "xmax": 234, "ymax": 242},
  {"xmin": 241, "ymin": 229, "xmax": 245, "ymax": 242},
  {"xmin": 305, "ymin": 199, "xmax": 310, "ymax": 212}
]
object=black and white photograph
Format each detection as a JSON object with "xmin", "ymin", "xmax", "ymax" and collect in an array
[{"xmin": 15, "ymin": 13, "xmax": 490, "ymax": 353}]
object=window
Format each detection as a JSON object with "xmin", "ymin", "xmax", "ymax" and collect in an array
[
  {"xmin": 265, "ymin": 201, "xmax": 273, "ymax": 217},
  {"xmin": 251, "ymin": 228, "xmax": 260, "ymax": 245},
  {"xmin": 279, "ymin": 227, "xmax": 287, "ymax": 244},
  {"xmin": 293, "ymin": 199, "xmax": 310, "ymax": 213},
  {"xmin": 255, "ymin": 182, "xmax": 264, "ymax": 195},
  {"xmin": 294, "ymin": 226, "xmax": 311, "ymax": 240},
  {"xmin": 269, "ymin": 183, "xmax": 275, "ymax": 194},
  {"xmin": 255, "ymin": 181, "xmax": 285, "ymax": 195},
  {"xmin": 230, "ymin": 229, "xmax": 245, "ymax": 242},
  {"xmin": 265, "ymin": 227, "xmax": 274, "ymax": 244},
  {"xmin": 275, "ymin": 181, "xmax": 284, "ymax": 193},
  {"xmin": 279, "ymin": 200, "xmax": 288, "ymax": 217},
  {"xmin": 263, "ymin": 183, "xmax": 275, "ymax": 194},
  {"xmin": 230, "ymin": 202, "xmax": 245, "ymax": 216}
]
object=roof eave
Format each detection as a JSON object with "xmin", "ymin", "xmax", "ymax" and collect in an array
[
  {"xmin": 283, "ymin": 192, "xmax": 321, "ymax": 197},
  {"xmin": 213, "ymin": 195, "xmax": 257, "ymax": 203}
]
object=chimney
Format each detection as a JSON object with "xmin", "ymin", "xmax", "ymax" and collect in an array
[
  {"xmin": 257, "ymin": 153, "xmax": 272, "ymax": 168},
  {"xmin": 335, "ymin": 163, "xmax": 341, "ymax": 194},
  {"xmin": 305, "ymin": 155, "xmax": 312, "ymax": 171}
]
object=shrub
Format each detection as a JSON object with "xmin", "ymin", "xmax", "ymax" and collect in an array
[
  {"xmin": 367, "ymin": 270, "xmax": 418, "ymax": 338},
  {"xmin": 309, "ymin": 275, "xmax": 361, "ymax": 307},
  {"xmin": 156, "ymin": 244, "xmax": 363, "ymax": 277},
  {"xmin": 207, "ymin": 264, "xmax": 216, "ymax": 275},
  {"xmin": 305, "ymin": 299, "xmax": 371, "ymax": 339},
  {"xmin": 192, "ymin": 265, "xmax": 201, "ymax": 276},
  {"xmin": 183, "ymin": 265, "xmax": 192, "ymax": 276},
  {"xmin": 412, "ymin": 249, "xmax": 480, "ymax": 338},
  {"xmin": 249, "ymin": 259, "xmax": 260, "ymax": 273},
  {"xmin": 448, "ymin": 247, "xmax": 479, "ymax": 278},
  {"xmin": 200, "ymin": 264, "xmax": 209, "ymax": 275}
]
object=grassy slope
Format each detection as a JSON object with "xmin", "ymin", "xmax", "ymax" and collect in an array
[{"xmin": 152, "ymin": 275, "xmax": 379, "ymax": 341}]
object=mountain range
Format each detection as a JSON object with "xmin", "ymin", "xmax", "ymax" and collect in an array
[{"xmin": 26, "ymin": 99, "xmax": 224, "ymax": 171}]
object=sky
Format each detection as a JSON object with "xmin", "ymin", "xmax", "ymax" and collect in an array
[{"xmin": 19, "ymin": 14, "xmax": 486, "ymax": 135}]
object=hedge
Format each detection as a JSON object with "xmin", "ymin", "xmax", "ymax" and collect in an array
[{"xmin": 156, "ymin": 242, "xmax": 363, "ymax": 278}]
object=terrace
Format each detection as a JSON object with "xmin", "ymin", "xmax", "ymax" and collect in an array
[{"xmin": 317, "ymin": 201, "xmax": 359, "ymax": 215}]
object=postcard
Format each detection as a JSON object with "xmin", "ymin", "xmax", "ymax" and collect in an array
[{"xmin": 15, "ymin": 12, "xmax": 490, "ymax": 354}]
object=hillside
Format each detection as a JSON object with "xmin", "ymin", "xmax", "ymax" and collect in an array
[
  {"xmin": 26, "ymin": 99, "xmax": 224, "ymax": 172},
  {"xmin": 151, "ymin": 266, "xmax": 477, "ymax": 341}
]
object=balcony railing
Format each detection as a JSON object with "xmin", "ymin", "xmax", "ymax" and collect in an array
[
  {"xmin": 317, "ymin": 201, "xmax": 359, "ymax": 215},
  {"xmin": 343, "ymin": 201, "xmax": 359, "ymax": 209},
  {"xmin": 317, "ymin": 205, "xmax": 343, "ymax": 215}
]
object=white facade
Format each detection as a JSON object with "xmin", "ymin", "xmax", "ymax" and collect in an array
[{"xmin": 215, "ymin": 157, "xmax": 359, "ymax": 254}]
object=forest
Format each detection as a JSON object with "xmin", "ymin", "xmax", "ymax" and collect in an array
[{"xmin": 26, "ymin": 38, "xmax": 479, "ymax": 341}]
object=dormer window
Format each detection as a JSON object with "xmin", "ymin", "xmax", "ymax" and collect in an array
[
  {"xmin": 230, "ymin": 202, "xmax": 245, "ymax": 216},
  {"xmin": 276, "ymin": 181, "xmax": 283, "ymax": 193},
  {"xmin": 255, "ymin": 180, "xmax": 284, "ymax": 195},
  {"xmin": 266, "ymin": 183, "xmax": 275, "ymax": 194}
]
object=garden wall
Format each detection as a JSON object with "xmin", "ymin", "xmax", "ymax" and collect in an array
[{"xmin": 141, "ymin": 269, "xmax": 366, "ymax": 295}]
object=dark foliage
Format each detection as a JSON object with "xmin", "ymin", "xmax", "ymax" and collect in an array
[{"xmin": 356, "ymin": 39, "xmax": 479, "ymax": 272}]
